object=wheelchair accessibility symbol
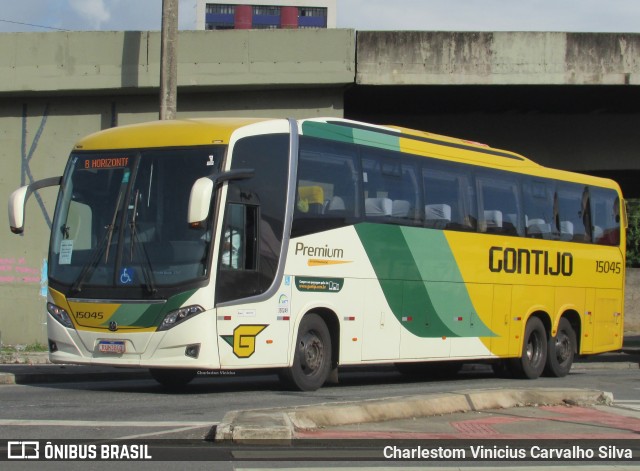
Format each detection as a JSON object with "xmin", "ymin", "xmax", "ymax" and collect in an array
[{"xmin": 120, "ymin": 267, "xmax": 134, "ymax": 285}]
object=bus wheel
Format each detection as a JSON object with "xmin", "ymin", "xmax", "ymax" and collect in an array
[
  {"xmin": 149, "ymin": 368, "xmax": 197, "ymax": 388},
  {"xmin": 281, "ymin": 313, "xmax": 332, "ymax": 391},
  {"xmin": 509, "ymin": 317, "xmax": 547, "ymax": 379},
  {"xmin": 544, "ymin": 318, "xmax": 576, "ymax": 377}
]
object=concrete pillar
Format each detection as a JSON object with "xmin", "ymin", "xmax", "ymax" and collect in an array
[
  {"xmin": 281, "ymin": 6, "xmax": 299, "ymax": 29},
  {"xmin": 159, "ymin": 0, "xmax": 179, "ymax": 120},
  {"xmin": 234, "ymin": 5, "xmax": 253, "ymax": 29}
]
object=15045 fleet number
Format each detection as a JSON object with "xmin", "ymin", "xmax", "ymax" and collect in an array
[
  {"xmin": 76, "ymin": 311, "xmax": 104, "ymax": 319},
  {"xmin": 595, "ymin": 260, "xmax": 621, "ymax": 274}
]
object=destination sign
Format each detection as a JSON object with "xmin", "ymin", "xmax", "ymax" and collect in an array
[{"xmin": 82, "ymin": 157, "xmax": 130, "ymax": 169}]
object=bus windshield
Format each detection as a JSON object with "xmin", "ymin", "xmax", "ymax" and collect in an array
[{"xmin": 49, "ymin": 147, "xmax": 224, "ymax": 297}]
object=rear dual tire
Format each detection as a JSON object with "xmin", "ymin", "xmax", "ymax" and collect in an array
[
  {"xmin": 498, "ymin": 316, "xmax": 576, "ymax": 379},
  {"xmin": 508, "ymin": 317, "xmax": 547, "ymax": 379},
  {"xmin": 544, "ymin": 317, "xmax": 576, "ymax": 377}
]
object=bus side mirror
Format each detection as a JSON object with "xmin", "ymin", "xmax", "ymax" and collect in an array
[
  {"xmin": 188, "ymin": 177, "xmax": 214, "ymax": 225},
  {"xmin": 8, "ymin": 186, "xmax": 29, "ymax": 234},
  {"xmin": 187, "ymin": 169, "xmax": 255, "ymax": 225},
  {"xmin": 8, "ymin": 176, "xmax": 62, "ymax": 234}
]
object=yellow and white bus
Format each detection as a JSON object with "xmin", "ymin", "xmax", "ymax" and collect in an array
[{"xmin": 9, "ymin": 117, "xmax": 626, "ymax": 390}]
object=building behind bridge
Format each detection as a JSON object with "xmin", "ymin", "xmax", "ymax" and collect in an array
[{"xmin": 195, "ymin": 0, "xmax": 337, "ymax": 30}]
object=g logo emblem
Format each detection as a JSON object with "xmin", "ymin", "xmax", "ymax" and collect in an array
[
  {"xmin": 221, "ymin": 325, "xmax": 267, "ymax": 358},
  {"xmin": 109, "ymin": 321, "xmax": 118, "ymax": 332}
]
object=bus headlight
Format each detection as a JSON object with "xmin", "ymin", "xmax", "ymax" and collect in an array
[
  {"xmin": 158, "ymin": 305, "xmax": 204, "ymax": 331},
  {"xmin": 47, "ymin": 302, "xmax": 74, "ymax": 328}
]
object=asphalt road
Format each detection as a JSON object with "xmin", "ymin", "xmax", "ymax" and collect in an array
[
  {"xmin": 1, "ymin": 357, "xmax": 639, "ymax": 470},
  {"xmin": 1, "ymin": 360, "xmax": 639, "ymax": 441}
]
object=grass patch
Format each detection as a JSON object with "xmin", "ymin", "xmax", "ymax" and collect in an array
[
  {"xmin": 0, "ymin": 341, "xmax": 48, "ymax": 354},
  {"xmin": 24, "ymin": 341, "xmax": 48, "ymax": 352}
]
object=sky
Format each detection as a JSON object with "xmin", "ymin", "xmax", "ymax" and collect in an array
[{"xmin": 0, "ymin": 0, "xmax": 640, "ymax": 33}]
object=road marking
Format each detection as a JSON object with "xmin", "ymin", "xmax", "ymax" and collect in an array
[
  {"xmin": 615, "ymin": 400, "xmax": 640, "ymax": 411},
  {"xmin": 0, "ymin": 419, "xmax": 215, "ymax": 427},
  {"xmin": 117, "ymin": 425, "xmax": 212, "ymax": 440}
]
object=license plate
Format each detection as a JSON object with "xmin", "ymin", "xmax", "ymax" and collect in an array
[{"xmin": 98, "ymin": 341, "xmax": 126, "ymax": 354}]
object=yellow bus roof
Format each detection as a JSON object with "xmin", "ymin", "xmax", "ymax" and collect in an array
[
  {"xmin": 388, "ymin": 123, "xmax": 619, "ymax": 190},
  {"xmin": 301, "ymin": 119, "xmax": 620, "ymax": 191},
  {"xmin": 72, "ymin": 116, "xmax": 620, "ymax": 192},
  {"xmin": 73, "ymin": 118, "xmax": 271, "ymax": 151}
]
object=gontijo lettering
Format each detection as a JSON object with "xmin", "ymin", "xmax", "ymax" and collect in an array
[
  {"xmin": 489, "ymin": 246, "xmax": 573, "ymax": 276},
  {"xmin": 84, "ymin": 157, "xmax": 129, "ymax": 169}
]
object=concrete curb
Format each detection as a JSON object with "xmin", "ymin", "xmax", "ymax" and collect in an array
[
  {"xmin": 0, "ymin": 352, "xmax": 50, "ymax": 365},
  {"xmin": 215, "ymin": 410, "xmax": 295, "ymax": 444},
  {"xmin": 215, "ymin": 387, "xmax": 612, "ymax": 444}
]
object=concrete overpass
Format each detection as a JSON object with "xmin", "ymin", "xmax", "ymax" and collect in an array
[
  {"xmin": 1, "ymin": 29, "xmax": 639, "ymax": 343},
  {"xmin": 349, "ymin": 31, "xmax": 640, "ymax": 197}
]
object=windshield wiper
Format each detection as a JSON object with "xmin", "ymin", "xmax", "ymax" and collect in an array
[
  {"xmin": 129, "ymin": 190, "xmax": 157, "ymax": 295},
  {"xmin": 70, "ymin": 190, "xmax": 123, "ymax": 295}
]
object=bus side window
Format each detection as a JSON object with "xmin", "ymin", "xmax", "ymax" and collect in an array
[
  {"xmin": 591, "ymin": 187, "xmax": 620, "ymax": 246},
  {"xmin": 292, "ymin": 136, "xmax": 360, "ymax": 237},
  {"xmin": 523, "ymin": 178, "xmax": 559, "ymax": 240},
  {"xmin": 422, "ymin": 162, "xmax": 475, "ymax": 232},
  {"xmin": 556, "ymin": 183, "xmax": 591, "ymax": 243},
  {"xmin": 220, "ymin": 203, "xmax": 258, "ymax": 271},
  {"xmin": 361, "ymin": 149, "xmax": 420, "ymax": 225},
  {"xmin": 477, "ymin": 171, "xmax": 523, "ymax": 236}
]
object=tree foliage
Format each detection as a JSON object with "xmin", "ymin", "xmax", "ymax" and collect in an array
[{"xmin": 627, "ymin": 199, "xmax": 640, "ymax": 267}]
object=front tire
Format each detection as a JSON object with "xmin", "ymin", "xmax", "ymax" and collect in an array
[
  {"xmin": 281, "ymin": 313, "xmax": 332, "ymax": 391},
  {"xmin": 509, "ymin": 317, "xmax": 547, "ymax": 379},
  {"xmin": 544, "ymin": 317, "xmax": 576, "ymax": 377}
]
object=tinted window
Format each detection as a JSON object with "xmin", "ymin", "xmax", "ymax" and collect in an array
[
  {"xmin": 557, "ymin": 183, "xmax": 591, "ymax": 243},
  {"xmin": 220, "ymin": 203, "xmax": 258, "ymax": 271},
  {"xmin": 216, "ymin": 133, "xmax": 289, "ymax": 303},
  {"xmin": 477, "ymin": 171, "xmax": 522, "ymax": 236},
  {"xmin": 361, "ymin": 148, "xmax": 420, "ymax": 225},
  {"xmin": 292, "ymin": 136, "xmax": 360, "ymax": 237},
  {"xmin": 522, "ymin": 178, "xmax": 560, "ymax": 240},
  {"xmin": 294, "ymin": 132, "xmax": 622, "ymax": 250},
  {"xmin": 591, "ymin": 187, "xmax": 620, "ymax": 246},
  {"xmin": 422, "ymin": 161, "xmax": 476, "ymax": 231}
]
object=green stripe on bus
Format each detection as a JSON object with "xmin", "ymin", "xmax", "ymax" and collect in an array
[
  {"xmin": 103, "ymin": 289, "xmax": 197, "ymax": 328},
  {"xmin": 400, "ymin": 226, "xmax": 494, "ymax": 337},
  {"xmin": 355, "ymin": 223, "xmax": 494, "ymax": 338},
  {"xmin": 301, "ymin": 121, "xmax": 400, "ymax": 151}
]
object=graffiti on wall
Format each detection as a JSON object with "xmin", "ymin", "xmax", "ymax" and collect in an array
[
  {"xmin": 21, "ymin": 102, "xmax": 53, "ymax": 229},
  {"xmin": 0, "ymin": 257, "xmax": 41, "ymax": 284},
  {"xmin": 1, "ymin": 104, "xmax": 52, "ymax": 294}
]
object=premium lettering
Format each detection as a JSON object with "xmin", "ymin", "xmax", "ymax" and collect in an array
[
  {"xmin": 295, "ymin": 242, "xmax": 344, "ymax": 259},
  {"xmin": 489, "ymin": 246, "xmax": 573, "ymax": 276}
]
